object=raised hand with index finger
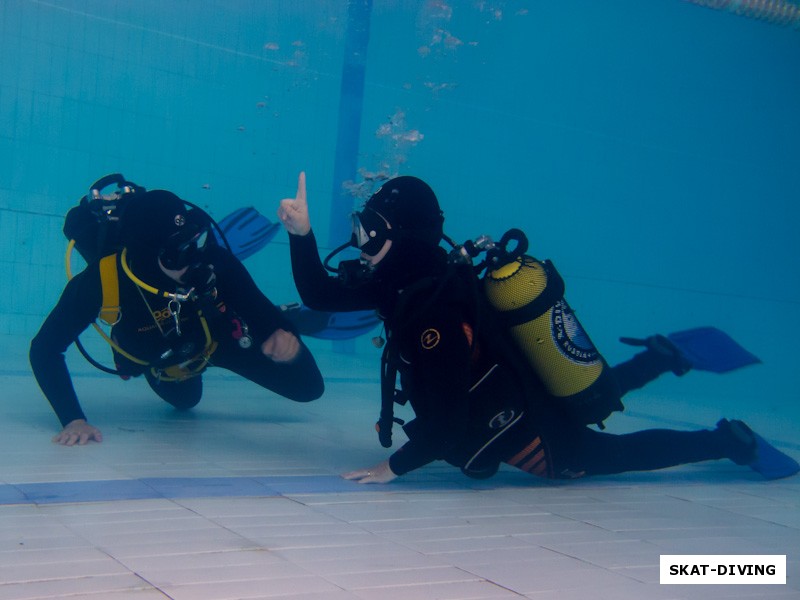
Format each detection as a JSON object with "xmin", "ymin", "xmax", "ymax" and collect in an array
[{"xmin": 278, "ymin": 171, "xmax": 311, "ymax": 236}]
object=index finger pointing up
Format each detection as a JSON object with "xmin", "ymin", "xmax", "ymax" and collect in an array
[{"xmin": 296, "ymin": 171, "xmax": 307, "ymax": 207}]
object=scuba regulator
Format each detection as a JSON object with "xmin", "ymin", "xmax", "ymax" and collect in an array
[
  {"xmin": 447, "ymin": 228, "xmax": 529, "ymax": 272},
  {"xmin": 322, "ymin": 239, "xmax": 376, "ymax": 288}
]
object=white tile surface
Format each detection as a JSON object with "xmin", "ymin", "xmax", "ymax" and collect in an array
[{"xmin": 1, "ymin": 343, "xmax": 798, "ymax": 600}]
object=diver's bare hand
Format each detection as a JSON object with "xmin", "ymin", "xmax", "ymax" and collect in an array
[
  {"xmin": 342, "ymin": 460, "xmax": 398, "ymax": 484},
  {"xmin": 261, "ymin": 328, "xmax": 300, "ymax": 363},
  {"xmin": 53, "ymin": 419, "xmax": 103, "ymax": 446},
  {"xmin": 278, "ymin": 171, "xmax": 311, "ymax": 236}
]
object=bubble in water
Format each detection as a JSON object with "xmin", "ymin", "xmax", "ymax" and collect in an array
[
  {"xmin": 423, "ymin": 81, "xmax": 458, "ymax": 94},
  {"xmin": 424, "ymin": 0, "xmax": 453, "ymax": 22},
  {"xmin": 375, "ymin": 123, "xmax": 393, "ymax": 137},
  {"xmin": 396, "ymin": 129, "xmax": 424, "ymax": 144},
  {"xmin": 349, "ymin": 112, "xmax": 425, "ymax": 200}
]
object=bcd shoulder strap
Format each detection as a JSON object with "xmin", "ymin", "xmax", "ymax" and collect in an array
[{"xmin": 98, "ymin": 254, "xmax": 121, "ymax": 326}]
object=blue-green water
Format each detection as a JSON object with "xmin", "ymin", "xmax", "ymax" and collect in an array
[{"xmin": 1, "ymin": 0, "xmax": 798, "ymax": 439}]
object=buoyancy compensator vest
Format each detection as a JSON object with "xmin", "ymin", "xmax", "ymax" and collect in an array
[
  {"xmin": 373, "ymin": 228, "xmax": 623, "ymax": 464},
  {"xmin": 62, "ymin": 174, "xmax": 238, "ymax": 379}
]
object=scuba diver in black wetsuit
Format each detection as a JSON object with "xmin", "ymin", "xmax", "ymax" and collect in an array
[
  {"xmin": 31, "ymin": 189, "xmax": 323, "ymax": 446},
  {"xmin": 278, "ymin": 172, "xmax": 798, "ymax": 483}
]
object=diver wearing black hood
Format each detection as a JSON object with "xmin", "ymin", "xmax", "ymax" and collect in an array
[
  {"xmin": 287, "ymin": 175, "xmax": 448, "ymax": 318},
  {"xmin": 31, "ymin": 189, "xmax": 323, "ymax": 446},
  {"xmin": 279, "ymin": 172, "xmax": 797, "ymax": 483}
]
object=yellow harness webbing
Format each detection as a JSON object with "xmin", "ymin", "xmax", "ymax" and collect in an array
[
  {"xmin": 98, "ymin": 254, "xmax": 121, "ymax": 326},
  {"xmin": 65, "ymin": 244, "xmax": 217, "ymax": 377}
]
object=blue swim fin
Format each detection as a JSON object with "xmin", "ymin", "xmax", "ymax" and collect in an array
[
  {"xmin": 280, "ymin": 302, "xmax": 381, "ymax": 340},
  {"xmin": 666, "ymin": 327, "xmax": 761, "ymax": 374},
  {"xmin": 749, "ymin": 430, "xmax": 800, "ymax": 480},
  {"xmin": 720, "ymin": 419, "xmax": 799, "ymax": 480},
  {"xmin": 215, "ymin": 207, "xmax": 281, "ymax": 261}
]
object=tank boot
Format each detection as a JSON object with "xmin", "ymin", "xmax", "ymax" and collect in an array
[
  {"xmin": 620, "ymin": 334, "xmax": 692, "ymax": 376},
  {"xmin": 716, "ymin": 418, "xmax": 800, "ymax": 480}
]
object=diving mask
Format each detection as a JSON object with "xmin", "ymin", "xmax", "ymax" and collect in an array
[
  {"xmin": 351, "ymin": 208, "xmax": 392, "ymax": 257},
  {"xmin": 160, "ymin": 226, "xmax": 210, "ymax": 271},
  {"xmin": 320, "ymin": 208, "xmax": 397, "ymax": 287}
]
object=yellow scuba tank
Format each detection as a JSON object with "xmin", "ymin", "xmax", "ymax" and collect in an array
[
  {"xmin": 483, "ymin": 255, "xmax": 604, "ymax": 397},
  {"xmin": 458, "ymin": 228, "xmax": 620, "ymax": 425}
]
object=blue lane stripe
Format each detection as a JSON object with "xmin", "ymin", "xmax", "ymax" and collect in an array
[
  {"xmin": 4, "ymin": 477, "xmax": 344, "ymax": 505},
  {"xmin": 1, "ymin": 472, "xmax": 537, "ymax": 505},
  {"xmin": 17, "ymin": 479, "xmax": 162, "ymax": 504}
]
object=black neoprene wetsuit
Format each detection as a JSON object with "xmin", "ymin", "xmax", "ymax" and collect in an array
[
  {"xmin": 30, "ymin": 245, "xmax": 323, "ymax": 427},
  {"xmin": 289, "ymin": 230, "xmax": 740, "ymax": 479}
]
